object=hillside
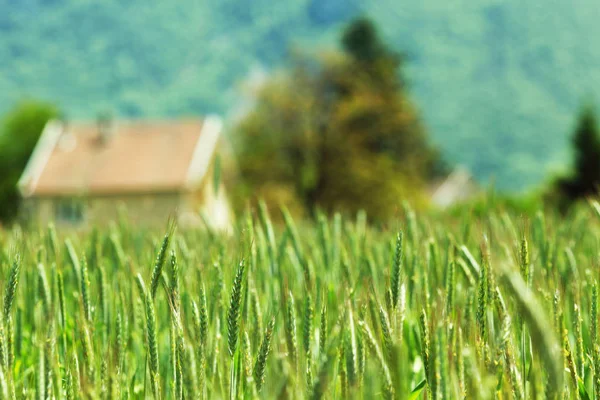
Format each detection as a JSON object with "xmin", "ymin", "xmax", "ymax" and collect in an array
[{"xmin": 1, "ymin": 0, "xmax": 600, "ymax": 190}]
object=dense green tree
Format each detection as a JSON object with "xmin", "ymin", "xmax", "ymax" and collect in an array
[
  {"xmin": 0, "ymin": 101, "xmax": 59, "ymax": 223},
  {"xmin": 342, "ymin": 17, "xmax": 391, "ymax": 64},
  {"xmin": 234, "ymin": 18, "xmax": 445, "ymax": 219},
  {"xmin": 555, "ymin": 106, "xmax": 600, "ymax": 204}
]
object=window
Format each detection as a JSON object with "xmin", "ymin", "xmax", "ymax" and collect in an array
[{"xmin": 56, "ymin": 198, "xmax": 86, "ymax": 223}]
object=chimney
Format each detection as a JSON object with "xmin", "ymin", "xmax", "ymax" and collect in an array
[{"xmin": 96, "ymin": 112, "xmax": 114, "ymax": 144}]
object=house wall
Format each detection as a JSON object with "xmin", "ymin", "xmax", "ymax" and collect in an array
[
  {"xmin": 23, "ymin": 184, "xmax": 232, "ymax": 230},
  {"xmin": 25, "ymin": 192, "xmax": 185, "ymax": 228},
  {"xmin": 182, "ymin": 173, "xmax": 232, "ymax": 231}
]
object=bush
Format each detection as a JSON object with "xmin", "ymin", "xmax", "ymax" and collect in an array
[
  {"xmin": 551, "ymin": 105, "xmax": 600, "ymax": 210},
  {"xmin": 0, "ymin": 100, "xmax": 59, "ymax": 222}
]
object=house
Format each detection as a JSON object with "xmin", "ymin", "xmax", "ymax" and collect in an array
[
  {"xmin": 430, "ymin": 166, "xmax": 480, "ymax": 208},
  {"xmin": 17, "ymin": 116, "xmax": 231, "ymax": 229}
]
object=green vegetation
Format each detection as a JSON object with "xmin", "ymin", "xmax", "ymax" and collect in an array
[
  {"xmin": 1, "ymin": 0, "xmax": 598, "ymax": 190},
  {"xmin": 0, "ymin": 101, "xmax": 59, "ymax": 222},
  {"xmin": 3, "ymin": 202, "xmax": 600, "ymax": 397},
  {"xmin": 554, "ymin": 106, "xmax": 600, "ymax": 208},
  {"xmin": 234, "ymin": 19, "xmax": 444, "ymax": 219}
]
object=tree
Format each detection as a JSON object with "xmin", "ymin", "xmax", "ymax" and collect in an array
[
  {"xmin": 234, "ymin": 18, "xmax": 445, "ymax": 220},
  {"xmin": 0, "ymin": 101, "xmax": 59, "ymax": 222},
  {"xmin": 555, "ymin": 105, "xmax": 600, "ymax": 205},
  {"xmin": 342, "ymin": 17, "xmax": 391, "ymax": 64}
]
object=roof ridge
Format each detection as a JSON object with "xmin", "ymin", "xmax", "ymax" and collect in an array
[
  {"xmin": 185, "ymin": 115, "xmax": 223, "ymax": 189},
  {"xmin": 18, "ymin": 120, "xmax": 64, "ymax": 197}
]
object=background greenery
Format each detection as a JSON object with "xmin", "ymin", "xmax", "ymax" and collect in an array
[
  {"xmin": 1, "ymin": 0, "xmax": 598, "ymax": 191},
  {"xmin": 0, "ymin": 101, "xmax": 58, "ymax": 222},
  {"xmin": 233, "ymin": 19, "xmax": 446, "ymax": 220}
]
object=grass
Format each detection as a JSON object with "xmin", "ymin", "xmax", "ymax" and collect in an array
[{"xmin": 2, "ymin": 202, "xmax": 600, "ymax": 398}]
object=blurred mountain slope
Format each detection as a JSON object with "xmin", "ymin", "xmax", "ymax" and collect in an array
[{"xmin": 1, "ymin": 0, "xmax": 599, "ymax": 190}]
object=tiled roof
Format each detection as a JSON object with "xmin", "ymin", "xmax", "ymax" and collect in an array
[{"xmin": 20, "ymin": 118, "xmax": 221, "ymax": 196}]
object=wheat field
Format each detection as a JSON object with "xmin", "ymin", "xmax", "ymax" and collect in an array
[{"xmin": 0, "ymin": 201, "xmax": 599, "ymax": 399}]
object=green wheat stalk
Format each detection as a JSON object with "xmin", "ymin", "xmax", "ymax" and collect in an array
[
  {"xmin": 3, "ymin": 258, "xmax": 20, "ymax": 321},
  {"xmin": 390, "ymin": 232, "xmax": 403, "ymax": 309},
  {"xmin": 145, "ymin": 293, "xmax": 161, "ymax": 399},
  {"xmin": 253, "ymin": 315, "xmax": 275, "ymax": 393},
  {"xmin": 227, "ymin": 259, "xmax": 245, "ymax": 358},
  {"xmin": 150, "ymin": 229, "xmax": 173, "ymax": 300}
]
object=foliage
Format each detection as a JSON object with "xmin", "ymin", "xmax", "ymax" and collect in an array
[
  {"xmin": 3, "ymin": 201, "xmax": 600, "ymax": 397},
  {"xmin": 446, "ymin": 189, "xmax": 545, "ymax": 218},
  {"xmin": 0, "ymin": 101, "xmax": 59, "ymax": 222},
  {"xmin": 553, "ymin": 106, "xmax": 600, "ymax": 207},
  {"xmin": 234, "ymin": 19, "xmax": 443, "ymax": 220}
]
